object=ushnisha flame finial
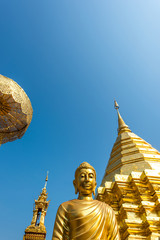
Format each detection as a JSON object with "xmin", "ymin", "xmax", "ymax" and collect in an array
[{"xmin": 114, "ymin": 100, "xmax": 131, "ymax": 135}]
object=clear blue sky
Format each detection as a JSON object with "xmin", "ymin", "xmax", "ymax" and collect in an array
[{"xmin": 1, "ymin": 1, "xmax": 160, "ymax": 239}]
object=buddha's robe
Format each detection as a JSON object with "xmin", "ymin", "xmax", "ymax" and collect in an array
[{"xmin": 52, "ymin": 199, "xmax": 120, "ymax": 240}]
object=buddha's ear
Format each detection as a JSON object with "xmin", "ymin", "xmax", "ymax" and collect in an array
[
  {"xmin": 93, "ymin": 182, "xmax": 97, "ymax": 196},
  {"xmin": 73, "ymin": 180, "xmax": 78, "ymax": 194}
]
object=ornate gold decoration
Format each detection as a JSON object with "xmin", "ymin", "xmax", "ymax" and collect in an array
[
  {"xmin": 97, "ymin": 169, "xmax": 160, "ymax": 239},
  {"xmin": 97, "ymin": 101, "xmax": 160, "ymax": 239},
  {"xmin": 52, "ymin": 162, "xmax": 120, "ymax": 240},
  {"xmin": 23, "ymin": 174, "xmax": 50, "ymax": 240},
  {"xmin": 0, "ymin": 74, "xmax": 33, "ymax": 144}
]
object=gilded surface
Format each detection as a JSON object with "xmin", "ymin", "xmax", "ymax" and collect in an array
[
  {"xmin": 53, "ymin": 199, "xmax": 119, "ymax": 240},
  {"xmin": 98, "ymin": 103, "xmax": 160, "ymax": 239},
  {"xmin": 0, "ymin": 74, "xmax": 33, "ymax": 144},
  {"xmin": 52, "ymin": 162, "xmax": 120, "ymax": 240},
  {"xmin": 97, "ymin": 170, "xmax": 160, "ymax": 239},
  {"xmin": 101, "ymin": 105, "xmax": 160, "ymax": 184},
  {"xmin": 23, "ymin": 176, "xmax": 50, "ymax": 240}
]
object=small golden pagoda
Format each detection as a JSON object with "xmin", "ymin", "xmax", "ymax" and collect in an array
[
  {"xmin": 23, "ymin": 174, "xmax": 50, "ymax": 240},
  {"xmin": 97, "ymin": 101, "xmax": 160, "ymax": 240}
]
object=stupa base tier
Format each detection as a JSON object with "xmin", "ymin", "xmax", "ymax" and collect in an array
[{"xmin": 97, "ymin": 169, "xmax": 160, "ymax": 240}]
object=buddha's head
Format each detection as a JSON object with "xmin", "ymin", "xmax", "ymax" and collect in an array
[{"xmin": 73, "ymin": 162, "xmax": 97, "ymax": 199}]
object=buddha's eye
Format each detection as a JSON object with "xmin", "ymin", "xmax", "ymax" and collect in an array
[
  {"xmin": 89, "ymin": 173, "xmax": 94, "ymax": 178},
  {"xmin": 80, "ymin": 174, "xmax": 85, "ymax": 178}
]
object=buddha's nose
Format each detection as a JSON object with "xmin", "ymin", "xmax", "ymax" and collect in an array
[{"xmin": 85, "ymin": 175, "xmax": 89, "ymax": 181}]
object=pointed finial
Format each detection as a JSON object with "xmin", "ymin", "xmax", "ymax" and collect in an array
[
  {"xmin": 44, "ymin": 171, "xmax": 49, "ymax": 189},
  {"xmin": 114, "ymin": 99, "xmax": 119, "ymax": 110},
  {"xmin": 114, "ymin": 100, "xmax": 131, "ymax": 135}
]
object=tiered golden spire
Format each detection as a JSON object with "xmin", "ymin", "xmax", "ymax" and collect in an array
[
  {"xmin": 101, "ymin": 101, "xmax": 160, "ymax": 184},
  {"xmin": 23, "ymin": 173, "xmax": 50, "ymax": 240}
]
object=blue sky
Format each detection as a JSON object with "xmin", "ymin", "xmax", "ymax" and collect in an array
[{"xmin": 1, "ymin": 0, "xmax": 160, "ymax": 239}]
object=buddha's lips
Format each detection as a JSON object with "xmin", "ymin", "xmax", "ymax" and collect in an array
[{"xmin": 83, "ymin": 183, "xmax": 92, "ymax": 188}]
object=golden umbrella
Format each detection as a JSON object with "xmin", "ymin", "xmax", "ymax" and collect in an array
[{"xmin": 0, "ymin": 74, "xmax": 33, "ymax": 144}]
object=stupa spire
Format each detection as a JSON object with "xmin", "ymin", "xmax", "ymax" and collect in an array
[
  {"xmin": 44, "ymin": 171, "xmax": 49, "ymax": 189},
  {"xmin": 114, "ymin": 100, "xmax": 131, "ymax": 135}
]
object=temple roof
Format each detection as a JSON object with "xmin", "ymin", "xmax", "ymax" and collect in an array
[{"xmin": 101, "ymin": 101, "xmax": 160, "ymax": 185}]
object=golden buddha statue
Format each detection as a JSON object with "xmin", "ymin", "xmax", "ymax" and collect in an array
[{"xmin": 52, "ymin": 162, "xmax": 120, "ymax": 240}]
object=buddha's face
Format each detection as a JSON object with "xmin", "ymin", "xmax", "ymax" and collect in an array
[{"xmin": 74, "ymin": 168, "xmax": 97, "ymax": 196}]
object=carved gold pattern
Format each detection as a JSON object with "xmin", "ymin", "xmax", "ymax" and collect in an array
[
  {"xmin": 97, "ymin": 170, "xmax": 160, "ymax": 239},
  {"xmin": 23, "ymin": 179, "xmax": 50, "ymax": 240},
  {"xmin": 0, "ymin": 74, "xmax": 33, "ymax": 144}
]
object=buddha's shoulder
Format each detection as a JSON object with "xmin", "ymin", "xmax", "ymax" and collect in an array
[
  {"xmin": 98, "ymin": 200, "xmax": 115, "ymax": 212},
  {"xmin": 92, "ymin": 200, "xmax": 110, "ymax": 206},
  {"xmin": 58, "ymin": 199, "xmax": 78, "ymax": 209}
]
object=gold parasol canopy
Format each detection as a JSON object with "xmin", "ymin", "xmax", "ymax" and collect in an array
[{"xmin": 0, "ymin": 74, "xmax": 33, "ymax": 144}]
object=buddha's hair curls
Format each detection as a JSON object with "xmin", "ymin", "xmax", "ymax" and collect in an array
[{"xmin": 75, "ymin": 162, "xmax": 96, "ymax": 180}]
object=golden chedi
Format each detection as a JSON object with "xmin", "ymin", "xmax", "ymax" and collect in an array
[
  {"xmin": 97, "ymin": 101, "xmax": 160, "ymax": 240},
  {"xmin": 52, "ymin": 162, "xmax": 120, "ymax": 240}
]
